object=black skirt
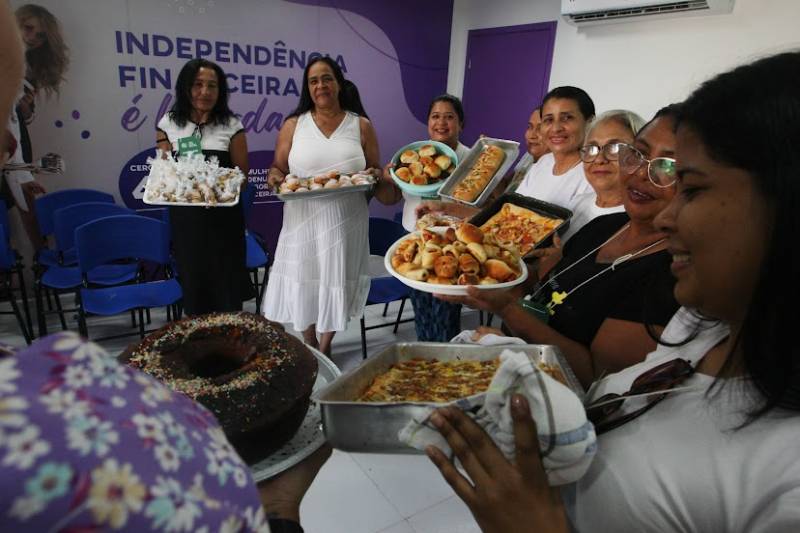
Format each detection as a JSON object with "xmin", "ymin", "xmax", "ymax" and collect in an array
[{"xmin": 169, "ymin": 149, "xmax": 251, "ymax": 315}]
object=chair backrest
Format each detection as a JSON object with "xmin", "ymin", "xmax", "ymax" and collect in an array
[
  {"xmin": 0, "ymin": 225, "xmax": 13, "ymax": 269},
  {"xmin": 241, "ymin": 183, "xmax": 255, "ymax": 223},
  {"xmin": 35, "ymin": 189, "xmax": 115, "ymax": 237},
  {"xmin": 53, "ymin": 202, "xmax": 134, "ymax": 252},
  {"xmin": 75, "ymin": 215, "xmax": 170, "ymax": 273},
  {"xmin": 368, "ymin": 217, "xmax": 408, "ymax": 256}
]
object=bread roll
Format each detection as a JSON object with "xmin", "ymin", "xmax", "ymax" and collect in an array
[
  {"xmin": 434, "ymin": 255, "xmax": 458, "ymax": 278},
  {"xmin": 410, "ymin": 174, "xmax": 428, "ymax": 186},
  {"xmin": 399, "ymin": 239, "xmax": 418, "ymax": 262},
  {"xmin": 396, "ymin": 262, "xmax": 416, "ymax": 275},
  {"xmin": 403, "ymin": 268, "xmax": 429, "ymax": 282},
  {"xmin": 441, "ymin": 244, "xmax": 460, "ymax": 258},
  {"xmin": 423, "ymin": 163, "xmax": 442, "ymax": 179},
  {"xmin": 457, "ymin": 273, "xmax": 480, "ymax": 285},
  {"xmin": 427, "ymin": 275, "xmax": 455, "ymax": 285},
  {"xmin": 459, "ymin": 253, "xmax": 480, "ymax": 275},
  {"xmin": 421, "ymin": 249, "xmax": 442, "ymax": 269},
  {"xmin": 324, "ymin": 179, "xmax": 339, "ymax": 189},
  {"xmin": 391, "ymin": 254, "xmax": 405, "ymax": 270},
  {"xmin": 418, "ymin": 144, "xmax": 437, "ymax": 158},
  {"xmin": 419, "ymin": 156, "xmax": 434, "ymax": 167},
  {"xmin": 479, "ymin": 277, "xmax": 499, "ymax": 285},
  {"xmin": 434, "ymin": 154, "xmax": 452, "ymax": 171},
  {"xmin": 395, "ymin": 167, "xmax": 412, "ymax": 182},
  {"xmin": 466, "ymin": 242, "xmax": 488, "ymax": 264},
  {"xmin": 450, "ymin": 145, "xmax": 506, "ymax": 203},
  {"xmin": 409, "ymin": 162, "xmax": 424, "ymax": 177},
  {"xmin": 455, "ymin": 222, "xmax": 484, "ymax": 244},
  {"xmin": 400, "ymin": 150, "xmax": 419, "ymax": 164},
  {"xmin": 485, "ymin": 258, "xmax": 517, "ymax": 282},
  {"xmin": 444, "ymin": 227, "xmax": 457, "ymax": 243}
]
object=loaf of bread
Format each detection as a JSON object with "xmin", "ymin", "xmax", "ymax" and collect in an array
[{"xmin": 451, "ymin": 145, "xmax": 506, "ymax": 203}]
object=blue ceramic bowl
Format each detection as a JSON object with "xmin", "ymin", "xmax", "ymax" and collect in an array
[{"xmin": 390, "ymin": 140, "xmax": 458, "ymax": 196}]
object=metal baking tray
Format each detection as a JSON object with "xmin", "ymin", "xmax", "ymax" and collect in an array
[
  {"xmin": 438, "ymin": 137, "xmax": 520, "ymax": 207},
  {"xmin": 143, "ymin": 181, "xmax": 240, "ymax": 207},
  {"xmin": 276, "ymin": 182, "xmax": 373, "ymax": 201},
  {"xmin": 313, "ymin": 342, "xmax": 583, "ymax": 453},
  {"xmin": 469, "ymin": 192, "xmax": 573, "ymax": 255}
]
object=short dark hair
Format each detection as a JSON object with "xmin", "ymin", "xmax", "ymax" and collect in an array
[
  {"xmin": 169, "ymin": 58, "xmax": 234, "ymax": 128},
  {"xmin": 542, "ymin": 86, "xmax": 595, "ymax": 121},
  {"xmin": 288, "ymin": 56, "xmax": 366, "ymax": 119},
  {"xmin": 427, "ymin": 94, "xmax": 465, "ymax": 127},
  {"xmin": 678, "ymin": 51, "xmax": 800, "ymax": 421}
]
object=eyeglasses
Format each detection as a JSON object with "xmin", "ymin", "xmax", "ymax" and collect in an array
[
  {"xmin": 579, "ymin": 142, "xmax": 625, "ymax": 163},
  {"xmin": 585, "ymin": 358, "xmax": 694, "ymax": 434},
  {"xmin": 618, "ymin": 143, "xmax": 678, "ymax": 188}
]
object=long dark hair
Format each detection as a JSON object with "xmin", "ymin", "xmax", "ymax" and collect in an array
[
  {"xmin": 678, "ymin": 51, "xmax": 800, "ymax": 419},
  {"xmin": 168, "ymin": 59, "xmax": 234, "ymax": 128},
  {"xmin": 287, "ymin": 56, "xmax": 365, "ymax": 119},
  {"xmin": 16, "ymin": 4, "xmax": 69, "ymax": 96}
]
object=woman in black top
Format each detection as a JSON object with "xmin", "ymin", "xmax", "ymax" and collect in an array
[
  {"xmin": 156, "ymin": 59, "xmax": 250, "ymax": 315},
  {"xmin": 438, "ymin": 107, "xmax": 681, "ymax": 388}
]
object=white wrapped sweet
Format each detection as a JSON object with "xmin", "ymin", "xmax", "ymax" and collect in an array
[{"xmin": 144, "ymin": 150, "xmax": 246, "ymax": 204}]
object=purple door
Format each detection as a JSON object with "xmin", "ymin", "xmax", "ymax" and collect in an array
[{"xmin": 461, "ymin": 22, "xmax": 557, "ymax": 148}]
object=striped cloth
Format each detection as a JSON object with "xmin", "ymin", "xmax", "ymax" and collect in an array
[{"xmin": 399, "ymin": 349, "xmax": 596, "ymax": 486}]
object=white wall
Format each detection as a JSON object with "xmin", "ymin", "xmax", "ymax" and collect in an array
[{"xmin": 449, "ymin": 0, "xmax": 800, "ymax": 120}]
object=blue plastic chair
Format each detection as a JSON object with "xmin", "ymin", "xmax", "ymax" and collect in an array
[
  {"xmin": 74, "ymin": 215, "xmax": 182, "ymax": 339},
  {"xmin": 34, "ymin": 189, "xmax": 115, "ymax": 268},
  {"xmin": 0, "ymin": 225, "xmax": 32, "ymax": 344},
  {"xmin": 0, "ymin": 199, "xmax": 33, "ymax": 337},
  {"xmin": 360, "ymin": 217, "xmax": 413, "ymax": 359},
  {"xmin": 241, "ymin": 184, "xmax": 270, "ymax": 308},
  {"xmin": 34, "ymin": 203, "xmax": 139, "ymax": 336}
]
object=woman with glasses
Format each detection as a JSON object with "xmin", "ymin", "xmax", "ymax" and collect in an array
[
  {"xmin": 438, "ymin": 106, "xmax": 681, "ymax": 389},
  {"xmin": 563, "ymin": 109, "xmax": 645, "ymax": 243},
  {"xmin": 426, "ymin": 52, "xmax": 800, "ymax": 532},
  {"xmin": 156, "ymin": 58, "xmax": 250, "ymax": 315}
]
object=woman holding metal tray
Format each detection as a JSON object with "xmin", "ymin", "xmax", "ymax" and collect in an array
[
  {"xmin": 426, "ymin": 52, "xmax": 800, "ymax": 533},
  {"xmin": 156, "ymin": 58, "xmax": 251, "ymax": 315},
  {"xmin": 263, "ymin": 57, "xmax": 397, "ymax": 356},
  {"xmin": 437, "ymin": 106, "xmax": 681, "ymax": 389},
  {"xmin": 383, "ymin": 94, "xmax": 471, "ymax": 342}
]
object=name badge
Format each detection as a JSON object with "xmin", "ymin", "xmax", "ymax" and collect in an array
[{"xmin": 177, "ymin": 135, "xmax": 202, "ymax": 156}]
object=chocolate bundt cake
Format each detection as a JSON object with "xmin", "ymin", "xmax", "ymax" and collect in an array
[{"xmin": 121, "ymin": 312, "xmax": 318, "ymax": 462}]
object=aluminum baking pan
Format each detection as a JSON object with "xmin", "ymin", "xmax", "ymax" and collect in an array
[
  {"xmin": 313, "ymin": 342, "xmax": 583, "ymax": 453},
  {"xmin": 276, "ymin": 182, "xmax": 374, "ymax": 201},
  {"xmin": 469, "ymin": 192, "xmax": 574, "ymax": 255},
  {"xmin": 438, "ymin": 137, "xmax": 520, "ymax": 208}
]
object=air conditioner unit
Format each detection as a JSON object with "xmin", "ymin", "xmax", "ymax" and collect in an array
[{"xmin": 561, "ymin": 0, "xmax": 735, "ymax": 26}]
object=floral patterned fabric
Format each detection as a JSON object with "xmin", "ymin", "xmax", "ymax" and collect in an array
[{"xmin": 0, "ymin": 332, "xmax": 270, "ymax": 532}]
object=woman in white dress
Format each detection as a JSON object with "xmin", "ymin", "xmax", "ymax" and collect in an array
[{"xmin": 263, "ymin": 57, "xmax": 397, "ymax": 356}]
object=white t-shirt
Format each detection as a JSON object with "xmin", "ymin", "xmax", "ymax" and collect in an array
[
  {"xmin": 401, "ymin": 141, "xmax": 470, "ymax": 232},
  {"xmin": 514, "ymin": 152, "xmax": 592, "ymax": 209},
  {"xmin": 569, "ymin": 308, "xmax": 800, "ymax": 532},
  {"xmin": 560, "ymin": 192, "xmax": 625, "ymax": 244}
]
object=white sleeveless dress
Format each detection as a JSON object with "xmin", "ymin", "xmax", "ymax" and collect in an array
[{"xmin": 262, "ymin": 111, "xmax": 370, "ymax": 333}]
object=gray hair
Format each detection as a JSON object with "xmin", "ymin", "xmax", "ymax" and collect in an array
[{"xmin": 584, "ymin": 109, "xmax": 646, "ymax": 142}]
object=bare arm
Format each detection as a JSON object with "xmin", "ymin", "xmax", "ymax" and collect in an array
[
  {"xmin": 363, "ymin": 117, "xmax": 400, "ymax": 205},
  {"xmin": 268, "ymin": 117, "xmax": 297, "ymax": 188},
  {"xmin": 229, "ymin": 131, "xmax": 249, "ymax": 176}
]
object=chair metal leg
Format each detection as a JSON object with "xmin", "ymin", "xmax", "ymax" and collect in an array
[
  {"xmin": 34, "ymin": 280, "xmax": 48, "ymax": 337},
  {"xmin": 360, "ymin": 316, "xmax": 368, "ymax": 359},
  {"xmin": 256, "ymin": 268, "xmax": 268, "ymax": 310},
  {"xmin": 53, "ymin": 292, "xmax": 68, "ymax": 330},
  {"xmin": 76, "ymin": 292, "xmax": 88, "ymax": 339},
  {"xmin": 479, "ymin": 311, "xmax": 484, "ymax": 326},
  {"xmin": 145, "ymin": 308, "xmax": 151, "ymax": 324},
  {"xmin": 486, "ymin": 313, "xmax": 494, "ymax": 327},
  {"xmin": 130, "ymin": 310, "xmax": 137, "ymax": 328},
  {"xmin": 5, "ymin": 279, "xmax": 31, "ymax": 344},
  {"xmin": 138, "ymin": 308, "xmax": 146, "ymax": 338},
  {"xmin": 16, "ymin": 267, "xmax": 33, "ymax": 340},
  {"xmin": 382, "ymin": 303, "xmax": 389, "ymax": 317},
  {"xmin": 393, "ymin": 297, "xmax": 407, "ymax": 334}
]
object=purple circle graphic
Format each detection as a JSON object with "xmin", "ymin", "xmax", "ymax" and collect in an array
[
  {"xmin": 81, "ymin": 130, "xmax": 90, "ymax": 139},
  {"xmin": 54, "ymin": 120, "xmax": 63, "ymax": 128},
  {"xmin": 72, "ymin": 110, "xmax": 80, "ymax": 120}
]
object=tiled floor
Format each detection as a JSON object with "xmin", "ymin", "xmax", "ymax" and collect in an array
[{"xmin": 0, "ymin": 282, "xmax": 485, "ymax": 533}]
